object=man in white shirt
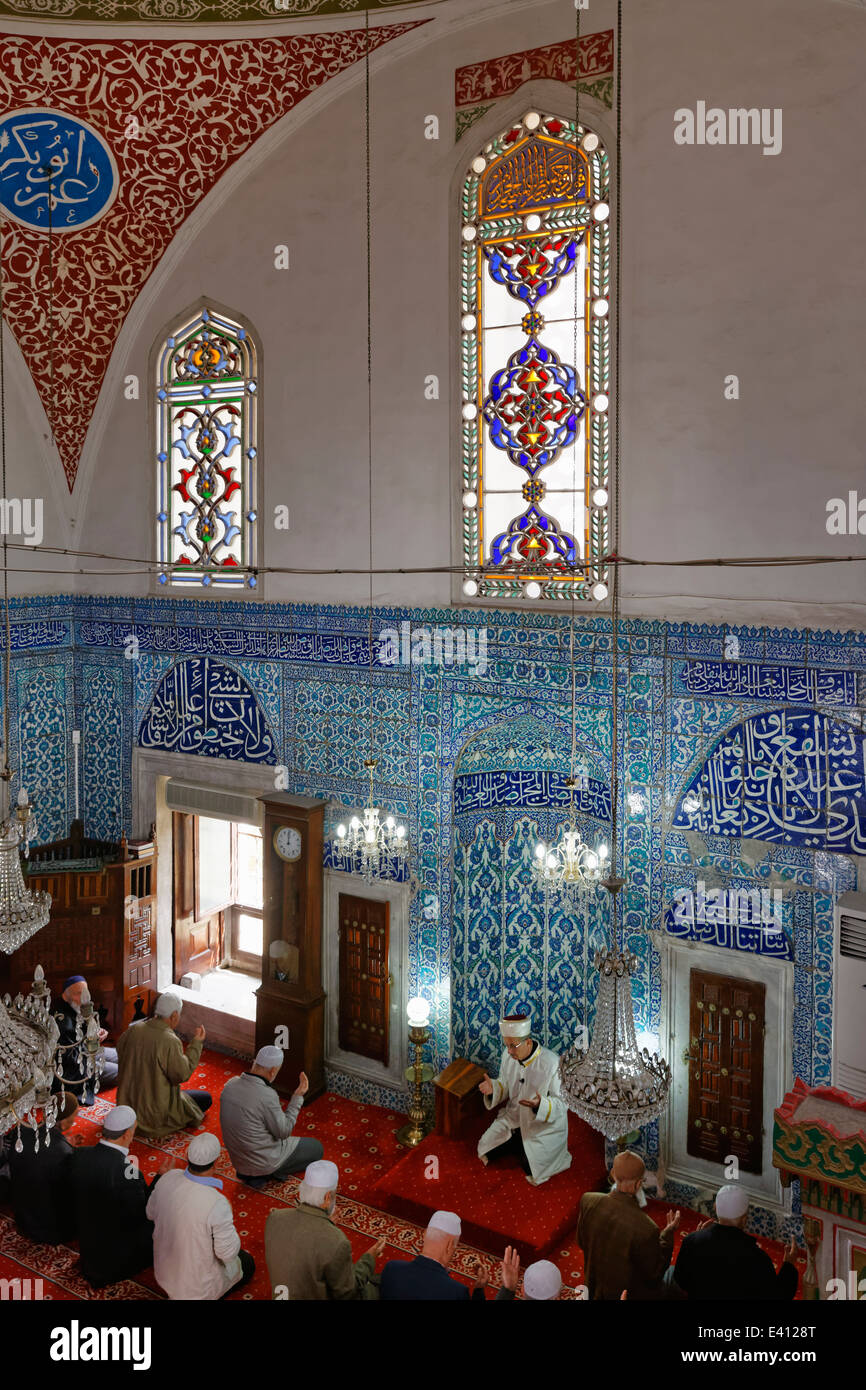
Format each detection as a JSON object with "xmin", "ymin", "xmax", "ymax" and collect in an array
[
  {"xmin": 146, "ymin": 1132, "xmax": 254, "ymax": 1300},
  {"xmin": 477, "ymin": 1011, "xmax": 571, "ymax": 1186}
]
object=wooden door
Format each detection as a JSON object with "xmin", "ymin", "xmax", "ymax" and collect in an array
[
  {"xmin": 172, "ymin": 813, "xmax": 224, "ymax": 979},
  {"xmin": 687, "ymin": 968, "xmax": 765, "ymax": 1174},
  {"xmin": 338, "ymin": 893, "xmax": 390, "ymax": 1065}
]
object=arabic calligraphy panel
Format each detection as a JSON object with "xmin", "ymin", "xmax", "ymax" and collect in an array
[
  {"xmin": 0, "ymin": 109, "xmax": 118, "ymax": 232},
  {"xmin": 137, "ymin": 656, "xmax": 276, "ymax": 763}
]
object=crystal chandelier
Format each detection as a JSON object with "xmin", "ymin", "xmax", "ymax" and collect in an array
[
  {"xmin": 334, "ymin": 760, "xmax": 408, "ymax": 883},
  {"xmin": 0, "ymin": 779, "xmax": 51, "ymax": 954},
  {"xmin": 558, "ymin": 4, "xmax": 671, "ymax": 1142},
  {"xmin": 533, "ymin": 788, "xmax": 607, "ymax": 905},
  {"xmin": 0, "ymin": 964, "xmax": 60, "ymax": 1140},
  {"xmin": 560, "ymin": 946, "xmax": 671, "ymax": 1139}
]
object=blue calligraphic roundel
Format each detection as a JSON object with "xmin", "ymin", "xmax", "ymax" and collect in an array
[{"xmin": 0, "ymin": 110, "xmax": 118, "ymax": 232}]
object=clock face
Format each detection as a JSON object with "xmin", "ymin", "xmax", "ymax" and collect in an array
[{"xmin": 273, "ymin": 825, "xmax": 303, "ymax": 862}]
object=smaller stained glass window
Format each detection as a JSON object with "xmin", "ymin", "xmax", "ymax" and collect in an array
[{"xmin": 156, "ymin": 307, "xmax": 258, "ymax": 589}]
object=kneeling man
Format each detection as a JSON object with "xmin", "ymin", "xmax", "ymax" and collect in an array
[{"xmin": 477, "ymin": 1012, "xmax": 571, "ymax": 1186}]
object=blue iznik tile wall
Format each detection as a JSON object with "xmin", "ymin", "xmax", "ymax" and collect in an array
[{"xmin": 7, "ymin": 597, "xmax": 865, "ymax": 1202}]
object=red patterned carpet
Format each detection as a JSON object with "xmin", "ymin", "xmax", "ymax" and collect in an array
[
  {"xmin": 0, "ymin": 1049, "xmax": 803, "ymax": 1300},
  {"xmin": 371, "ymin": 1110, "xmax": 607, "ymax": 1264}
]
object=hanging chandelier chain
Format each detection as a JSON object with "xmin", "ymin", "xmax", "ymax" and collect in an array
[{"xmin": 365, "ymin": 8, "xmax": 375, "ymax": 767}]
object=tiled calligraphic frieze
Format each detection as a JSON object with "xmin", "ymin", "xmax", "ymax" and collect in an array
[
  {"xmin": 454, "ymin": 768, "xmax": 610, "ymax": 818},
  {"xmin": 676, "ymin": 660, "xmax": 857, "ymax": 707}
]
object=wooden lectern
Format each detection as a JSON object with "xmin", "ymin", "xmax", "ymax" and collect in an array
[{"xmin": 433, "ymin": 1058, "xmax": 486, "ymax": 1138}]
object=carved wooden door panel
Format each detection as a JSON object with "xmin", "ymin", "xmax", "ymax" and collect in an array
[
  {"xmin": 686, "ymin": 968, "xmax": 765, "ymax": 1174},
  {"xmin": 172, "ymin": 813, "xmax": 223, "ymax": 979},
  {"xmin": 338, "ymin": 893, "xmax": 390, "ymax": 1065}
]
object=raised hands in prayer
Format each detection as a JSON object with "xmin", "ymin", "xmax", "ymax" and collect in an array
[
  {"xmin": 478, "ymin": 1074, "xmax": 494, "ymax": 1096},
  {"xmin": 470, "ymin": 1259, "xmax": 490, "ymax": 1292},
  {"xmin": 663, "ymin": 1209, "xmax": 682, "ymax": 1235},
  {"xmin": 518, "ymin": 1092, "xmax": 541, "ymax": 1110},
  {"xmin": 293, "ymin": 1071, "xmax": 310, "ymax": 1098},
  {"xmin": 501, "ymin": 1246, "xmax": 520, "ymax": 1292}
]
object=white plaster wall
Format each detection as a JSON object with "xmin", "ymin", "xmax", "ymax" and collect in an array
[{"xmin": 15, "ymin": 0, "xmax": 865, "ymax": 627}]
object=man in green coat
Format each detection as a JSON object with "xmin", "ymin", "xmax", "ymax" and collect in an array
[
  {"xmin": 265, "ymin": 1159, "xmax": 384, "ymax": 1300},
  {"xmin": 116, "ymin": 992, "xmax": 212, "ymax": 1138}
]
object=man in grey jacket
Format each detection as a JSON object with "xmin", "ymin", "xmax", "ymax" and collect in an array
[{"xmin": 220, "ymin": 1045, "xmax": 323, "ymax": 1190}]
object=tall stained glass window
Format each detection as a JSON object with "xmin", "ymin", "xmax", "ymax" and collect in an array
[
  {"xmin": 459, "ymin": 111, "xmax": 610, "ymax": 602},
  {"xmin": 156, "ymin": 307, "xmax": 258, "ymax": 589}
]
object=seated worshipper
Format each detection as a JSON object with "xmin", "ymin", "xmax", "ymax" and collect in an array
[
  {"xmin": 69, "ymin": 1104, "xmax": 170, "ymax": 1288},
  {"xmin": 477, "ymin": 1011, "xmax": 571, "ymax": 1186},
  {"xmin": 578, "ymin": 1150, "xmax": 681, "ymax": 1300},
  {"xmin": 9, "ymin": 1091, "xmax": 79, "ymax": 1244},
  {"xmin": 265, "ymin": 1159, "xmax": 384, "ymax": 1300},
  {"xmin": 380, "ymin": 1211, "xmax": 487, "ymax": 1301},
  {"xmin": 147, "ymin": 1132, "xmax": 254, "ymax": 1300},
  {"xmin": 53, "ymin": 975, "xmax": 119, "ymax": 1104},
  {"xmin": 673, "ymin": 1185, "xmax": 799, "ymax": 1300},
  {"xmin": 495, "ymin": 1251, "xmax": 562, "ymax": 1301},
  {"xmin": 220, "ymin": 1045, "xmax": 324, "ymax": 1189},
  {"xmin": 116, "ymin": 991, "xmax": 211, "ymax": 1138}
]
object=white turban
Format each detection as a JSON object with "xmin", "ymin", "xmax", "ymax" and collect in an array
[
  {"xmin": 305, "ymin": 1159, "xmax": 339, "ymax": 1189},
  {"xmin": 188, "ymin": 1133, "xmax": 221, "ymax": 1166},
  {"xmin": 427, "ymin": 1211, "xmax": 461, "ymax": 1237},
  {"xmin": 103, "ymin": 1105, "xmax": 136, "ymax": 1134},
  {"xmin": 500, "ymin": 1012, "xmax": 531, "ymax": 1039},
  {"xmin": 154, "ymin": 992, "xmax": 183, "ymax": 1018},
  {"xmin": 524, "ymin": 1260, "xmax": 562, "ymax": 1300},
  {"xmin": 255, "ymin": 1045, "xmax": 284, "ymax": 1068},
  {"xmin": 716, "ymin": 1184, "xmax": 749, "ymax": 1220}
]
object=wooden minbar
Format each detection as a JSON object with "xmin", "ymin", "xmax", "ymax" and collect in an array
[
  {"xmin": 433, "ymin": 1058, "xmax": 486, "ymax": 1138},
  {"xmin": 0, "ymin": 820, "xmax": 157, "ymax": 1038}
]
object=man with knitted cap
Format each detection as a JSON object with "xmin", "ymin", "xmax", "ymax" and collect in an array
[
  {"xmin": 116, "ymin": 991, "xmax": 212, "ymax": 1138},
  {"xmin": 147, "ymin": 1131, "xmax": 254, "ymax": 1300},
  {"xmin": 265, "ymin": 1159, "xmax": 384, "ymax": 1300},
  {"xmin": 578, "ymin": 1150, "xmax": 680, "ymax": 1299},
  {"xmin": 672, "ymin": 1184, "xmax": 798, "ymax": 1300},
  {"xmin": 476, "ymin": 1010, "xmax": 571, "ymax": 1186},
  {"xmin": 381, "ymin": 1211, "xmax": 487, "ymax": 1300},
  {"xmin": 220, "ymin": 1044, "xmax": 323, "ymax": 1190},
  {"xmin": 53, "ymin": 975, "xmax": 118, "ymax": 1104}
]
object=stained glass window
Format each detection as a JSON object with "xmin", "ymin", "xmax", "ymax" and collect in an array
[
  {"xmin": 156, "ymin": 307, "xmax": 258, "ymax": 589},
  {"xmin": 460, "ymin": 111, "xmax": 610, "ymax": 601}
]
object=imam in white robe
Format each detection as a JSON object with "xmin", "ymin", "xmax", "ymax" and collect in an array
[{"xmin": 478, "ymin": 1042, "xmax": 571, "ymax": 1185}]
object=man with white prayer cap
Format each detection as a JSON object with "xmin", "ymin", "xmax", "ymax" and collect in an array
[
  {"xmin": 265, "ymin": 1158, "xmax": 385, "ymax": 1300},
  {"xmin": 494, "ymin": 1250, "xmax": 563, "ymax": 1301},
  {"xmin": 672, "ymin": 1184, "xmax": 798, "ymax": 1300},
  {"xmin": 220, "ymin": 1044, "xmax": 323, "ymax": 1190},
  {"xmin": 116, "ymin": 991, "xmax": 212, "ymax": 1137},
  {"xmin": 146, "ymin": 1131, "xmax": 255, "ymax": 1300},
  {"xmin": 380, "ymin": 1211, "xmax": 487, "ymax": 1300},
  {"xmin": 477, "ymin": 1009, "xmax": 571, "ymax": 1186},
  {"xmin": 69, "ymin": 1104, "xmax": 171, "ymax": 1289}
]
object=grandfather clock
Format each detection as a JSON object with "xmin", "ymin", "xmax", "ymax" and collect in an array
[{"xmin": 255, "ymin": 793, "xmax": 327, "ymax": 1101}]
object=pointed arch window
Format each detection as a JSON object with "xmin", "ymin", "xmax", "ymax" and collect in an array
[
  {"xmin": 156, "ymin": 306, "xmax": 259, "ymax": 589},
  {"xmin": 459, "ymin": 111, "xmax": 610, "ymax": 602}
]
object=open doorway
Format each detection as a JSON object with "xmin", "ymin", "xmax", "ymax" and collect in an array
[{"xmin": 171, "ymin": 812, "xmax": 263, "ymax": 1049}]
